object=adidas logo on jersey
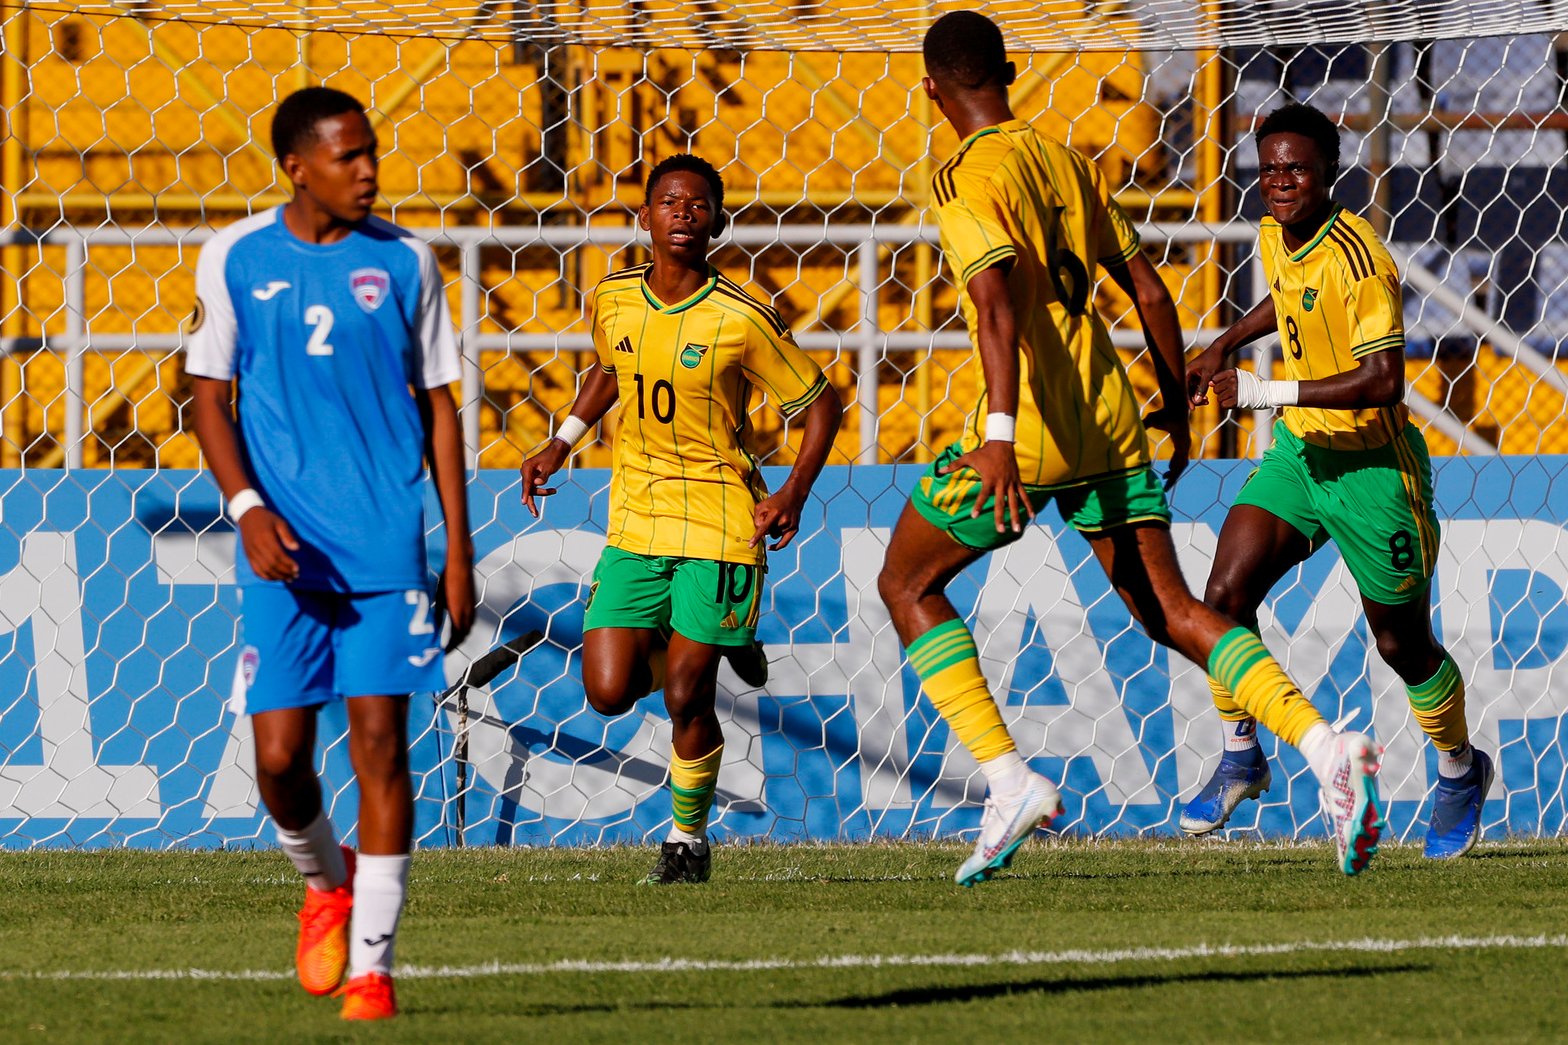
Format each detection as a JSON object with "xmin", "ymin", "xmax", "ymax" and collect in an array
[
  {"xmin": 720, "ymin": 610, "xmax": 740, "ymax": 629},
  {"xmin": 614, "ymin": 336, "xmax": 633, "ymax": 354}
]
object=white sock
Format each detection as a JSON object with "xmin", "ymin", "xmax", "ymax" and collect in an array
[
  {"xmin": 1299, "ymin": 723, "xmax": 1339, "ymax": 785},
  {"xmin": 1437, "ymin": 741, "xmax": 1474, "ymax": 779},
  {"xmin": 1223, "ymin": 717, "xmax": 1261, "ymax": 753},
  {"xmin": 979, "ymin": 750, "xmax": 1031, "ymax": 795},
  {"xmin": 275, "ymin": 811, "xmax": 347, "ymax": 893},
  {"xmin": 666, "ymin": 825, "xmax": 708, "ymax": 849},
  {"xmin": 348, "ymin": 853, "xmax": 410, "ymax": 979}
]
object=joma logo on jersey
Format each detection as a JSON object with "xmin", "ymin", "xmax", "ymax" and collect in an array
[
  {"xmin": 1302, "ymin": 287, "xmax": 1320, "ymax": 312},
  {"xmin": 350, "ymin": 268, "xmax": 390, "ymax": 312},
  {"xmin": 679, "ymin": 343, "xmax": 710, "ymax": 369}
]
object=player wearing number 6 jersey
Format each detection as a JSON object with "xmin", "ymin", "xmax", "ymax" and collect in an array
[
  {"xmin": 186, "ymin": 87, "xmax": 474, "ymax": 1020},
  {"xmin": 878, "ymin": 13, "xmax": 1387, "ymax": 886},
  {"xmin": 520, "ymin": 154, "xmax": 843, "ymax": 885},
  {"xmin": 1184, "ymin": 103, "xmax": 1489, "ymax": 858}
]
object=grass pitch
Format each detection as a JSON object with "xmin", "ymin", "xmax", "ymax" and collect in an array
[{"xmin": 2, "ymin": 839, "xmax": 1566, "ymax": 1043}]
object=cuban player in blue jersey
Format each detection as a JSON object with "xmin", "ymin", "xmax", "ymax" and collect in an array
[{"xmin": 185, "ymin": 87, "xmax": 474, "ymax": 1021}]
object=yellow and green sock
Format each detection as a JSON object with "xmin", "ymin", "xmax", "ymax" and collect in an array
[
  {"xmin": 1207, "ymin": 627, "xmax": 1326, "ymax": 749},
  {"xmin": 908, "ymin": 618, "xmax": 1016, "ymax": 765},
  {"xmin": 907, "ymin": 618, "xmax": 1034, "ymax": 793},
  {"xmin": 668, "ymin": 743, "xmax": 723, "ymax": 842},
  {"xmin": 1407, "ymin": 653, "xmax": 1472, "ymax": 777}
]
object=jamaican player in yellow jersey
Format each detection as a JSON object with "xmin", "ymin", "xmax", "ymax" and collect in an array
[
  {"xmin": 520, "ymin": 154, "xmax": 843, "ymax": 884},
  {"xmin": 878, "ymin": 13, "xmax": 1386, "ymax": 884},
  {"xmin": 1184, "ymin": 103, "xmax": 1488, "ymax": 858}
]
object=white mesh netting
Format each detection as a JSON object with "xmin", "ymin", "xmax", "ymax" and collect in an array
[{"xmin": 2, "ymin": 3, "xmax": 1568, "ymax": 848}]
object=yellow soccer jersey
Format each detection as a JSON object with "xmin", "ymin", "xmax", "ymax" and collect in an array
[
  {"xmin": 933, "ymin": 119, "xmax": 1150, "ymax": 488},
  {"xmin": 1259, "ymin": 205, "xmax": 1408, "ymax": 451},
  {"xmin": 590, "ymin": 263, "xmax": 829, "ymax": 565}
]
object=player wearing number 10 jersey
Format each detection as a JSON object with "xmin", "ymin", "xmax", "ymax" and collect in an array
[
  {"xmin": 186, "ymin": 87, "xmax": 474, "ymax": 1020},
  {"xmin": 520, "ymin": 154, "xmax": 842, "ymax": 885},
  {"xmin": 1184, "ymin": 103, "xmax": 1489, "ymax": 858},
  {"xmin": 878, "ymin": 13, "xmax": 1387, "ymax": 886}
]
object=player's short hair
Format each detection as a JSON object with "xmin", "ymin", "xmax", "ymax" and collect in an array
[
  {"xmin": 923, "ymin": 11, "xmax": 1010, "ymax": 91},
  {"xmin": 1255, "ymin": 102, "xmax": 1342, "ymax": 174},
  {"xmin": 271, "ymin": 87, "xmax": 366, "ymax": 161},
  {"xmin": 644, "ymin": 154, "xmax": 725, "ymax": 211}
]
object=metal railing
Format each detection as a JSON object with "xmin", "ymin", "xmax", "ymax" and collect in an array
[{"xmin": 0, "ymin": 220, "xmax": 1535, "ymax": 467}]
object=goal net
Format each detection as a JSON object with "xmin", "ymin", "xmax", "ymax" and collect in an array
[{"xmin": 2, "ymin": 1, "xmax": 1567, "ymax": 848}]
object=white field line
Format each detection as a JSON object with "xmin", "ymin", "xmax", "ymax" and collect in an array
[{"xmin": 2, "ymin": 934, "xmax": 1564, "ymax": 983}]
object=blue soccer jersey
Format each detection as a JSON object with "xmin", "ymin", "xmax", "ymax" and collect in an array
[{"xmin": 185, "ymin": 207, "xmax": 461, "ymax": 591}]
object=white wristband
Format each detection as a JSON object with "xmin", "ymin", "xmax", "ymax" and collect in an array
[
  {"xmin": 226, "ymin": 488, "xmax": 265, "ymax": 524},
  {"xmin": 553, "ymin": 415, "xmax": 589, "ymax": 449},
  {"xmin": 1231, "ymin": 368, "xmax": 1300, "ymax": 409},
  {"xmin": 984, "ymin": 412, "xmax": 1016, "ymax": 443}
]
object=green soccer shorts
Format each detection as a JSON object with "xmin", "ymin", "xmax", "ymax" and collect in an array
[
  {"xmin": 910, "ymin": 442, "xmax": 1172, "ymax": 551},
  {"xmin": 1234, "ymin": 421, "xmax": 1440, "ymax": 605},
  {"xmin": 583, "ymin": 546, "xmax": 764, "ymax": 647}
]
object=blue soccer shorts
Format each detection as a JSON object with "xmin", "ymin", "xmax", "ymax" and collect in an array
[{"xmin": 233, "ymin": 585, "xmax": 447, "ymax": 714}]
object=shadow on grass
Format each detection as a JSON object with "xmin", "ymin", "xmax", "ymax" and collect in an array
[
  {"xmin": 819, "ymin": 962, "xmax": 1425, "ymax": 1009},
  {"xmin": 414, "ymin": 962, "xmax": 1425, "ymax": 1018}
]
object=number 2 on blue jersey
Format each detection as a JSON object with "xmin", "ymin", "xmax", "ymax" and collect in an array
[{"xmin": 305, "ymin": 304, "xmax": 335, "ymax": 356}]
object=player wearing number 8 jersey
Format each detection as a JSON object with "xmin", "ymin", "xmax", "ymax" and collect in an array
[
  {"xmin": 879, "ymin": 14, "xmax": 1387, "ymax": 886},
  {"xmin": 520, "ymin": 154, "xmax": 842, "ymax": 885},
  {"xmin": 1184, "ymin": 103, "xmax": 1488, "ymax": 859},
  {"xmin": 186, "ymin": 87, "xmax": 475, "ymax": 1020}
]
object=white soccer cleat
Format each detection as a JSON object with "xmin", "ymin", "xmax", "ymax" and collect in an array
[
  {"xmin": 955, "ymin": 771, "xmax": 1064, "ymax": 887},
  {"xmin": 1320, "ymin": 731, "xmax": 1386, "ymax": 876}
]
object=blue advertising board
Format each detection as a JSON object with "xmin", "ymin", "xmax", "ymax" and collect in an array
[{"xmin": 1, "ymin": 456, "xmax": 1566, "ymax": 848}]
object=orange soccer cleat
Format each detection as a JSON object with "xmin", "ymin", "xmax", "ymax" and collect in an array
[
  {"xmin": 339, "ymin": 972, "xmax": 398, "ymax": 1020},
  {"xmin": 295, "ymin": 846, "xmax": 356, "ymax": 995}
]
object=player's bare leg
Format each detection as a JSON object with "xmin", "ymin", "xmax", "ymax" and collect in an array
[
  {"xmin": 584, "ymin": 627, "xmax": 722, "ymax": 882},
  {"xmin": 634, "ymin": 633, "xmax": 726, "ymax": 884},
  {"xmin": 878, "ymin": 502, "xmax": 1062, "ymax": 885},
  {"xmin": 1205, "ymin": 506, "xmax": 1314, "ymax": 630},
  {"xmin": 1088, "ymin": 523, "xmax": 1384, "ymax": 874},
  {"xmin": 253, "ymin": 707, "xmax": 325, "ymax": 832},
  {"xmin": 878, "ymin": 501, "xmax": 987, "ymax": 645},
  {"xmin": 1182, "ymin": 506, "xmax": 1312, "ymax": 832},
  {"xmin": 254, "ymin": 707, "xmax": 355, "ymax": 996},
  {"xmin": 1364, "ymin": 593, "xmax": 1489, "ymax": 857},
  {"xmin": 337, "ymin": 694, "xmax": 411, "ymax": 1020},
  {"xmin": 582, "ymin": 627, "xmax": 666, "ymax": 715},
  {"xmin": 663, "ymin": 634, "xmax": 725, "ymax": 760}
]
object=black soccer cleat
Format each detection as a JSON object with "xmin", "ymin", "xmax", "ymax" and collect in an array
[
  {"xmin": 725, "ymin": 641, "xmax": 769, "ymax": 689},
  {"xmin": 638, "ymin": 841, "xmax": 712, "ymax": 885}
]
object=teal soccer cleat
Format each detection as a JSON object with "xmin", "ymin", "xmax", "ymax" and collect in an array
[{"xmin": 955, "ymin": 772, "xmax": 1063, "ymax": 887}]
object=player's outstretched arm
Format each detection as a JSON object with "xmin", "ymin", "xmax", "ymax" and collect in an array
[
  {"xmin": 416, "ymin": 383, "xmax": 474, "ymax": 651},
  {"xmin": 189, "ymin": 375, "xmax": 301, "ymax": 582},
  {"xmin": 1214, "ymin": 345, "xmax": 1403, "ymax": 411},
  {"xmin": 1107, "ymin": 252, "xmax": 1191, "ymax": 486},
  {"xmin": 520, "ymin": 363, "xmax": 620, "ymax": 518},
  {"xmin": 1188, "ymin": 295, "xmax": 1277, "ymax": 405},
  {"xmin": 941, "ymin": 264, "xmax": 1034, "ymax": 535},
  {"xmin": 750, "ymin": 385, "xmax": 843, "ymax": 551}
]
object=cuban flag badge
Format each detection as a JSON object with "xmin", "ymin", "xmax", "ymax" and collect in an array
[{"xmin": 350, "ymin": 267, "xmax": 390, "ymax": 313}]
